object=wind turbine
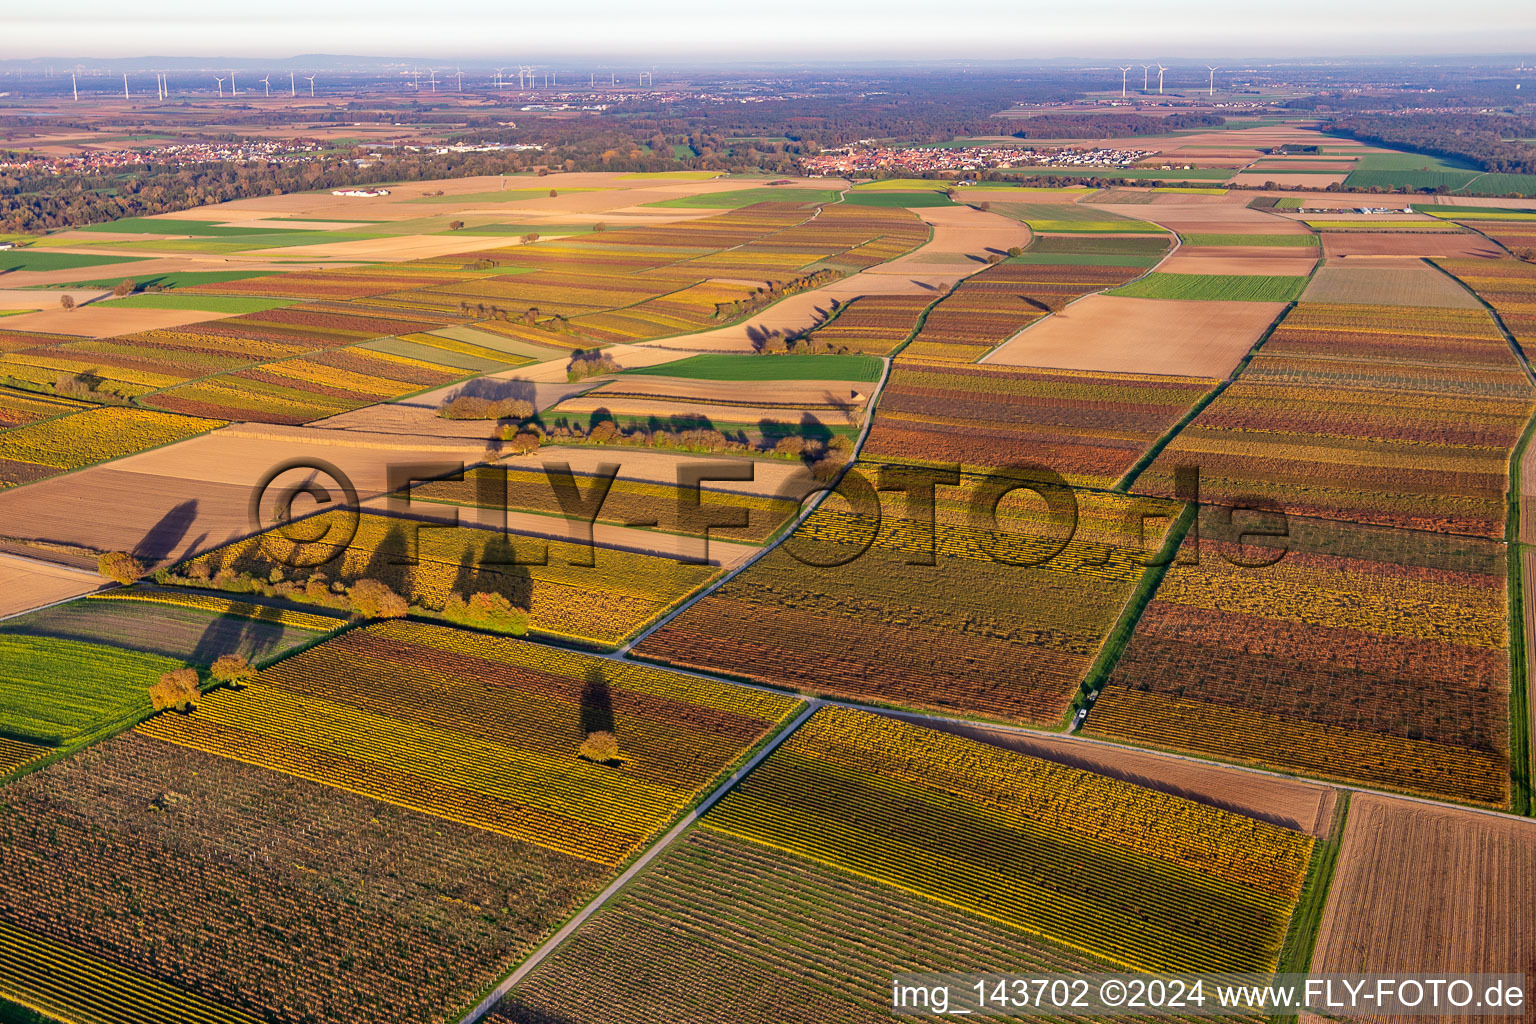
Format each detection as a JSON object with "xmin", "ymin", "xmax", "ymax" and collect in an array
[
  {"xmin": 429, "ymin": 68, "xmax": 438, "ymax": 92},
  {"xmin": 123, "ymin": 73, "xmax": 129, "ymax": 100},
  {"xmin": 1205, "ymin": 65, "xmax": 1219, "ymax": 96},
  {"xmin": 290, "ymin": 71, "xmax": 296, "ymax": 97},
  {"xmin": 1118, "ymin": 65, "xmax": 1132, "ymax": 98},
  {"xmin": 305, "ymin": 74, "xmax": 316, "ymax": 97},
  {"xmin": 260, "ymin": 75, "xmax": 271, "ymax": 98},
  {"xmin": 493, "ymin": 67, "xmax": 505, "ymax": 89},
  {"xmin": 1156, "ymin": 64, "xmax": 1167, "ymax": 94},
  {"xmin": 71, "ymin": 73, "xmax": 77, "ymax": 102},
  {"xmin": 455, "ymin": 69, "xmax": 464, "ymax": 91},
  {"xmin": 229, "ymin": 72, "xmax": 238, "ymax": 96},
  {"xmin": 215, "ymin": 76, "xmax": 226, "ymax": 98}
]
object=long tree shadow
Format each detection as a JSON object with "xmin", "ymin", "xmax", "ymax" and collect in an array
[
  {"xmin": 133, "ymin": 499, "xmax": 200, "ymax": 564},
  {"xmin": 579, "ymin": 665, "xmax": 615, "ymax": 736}
]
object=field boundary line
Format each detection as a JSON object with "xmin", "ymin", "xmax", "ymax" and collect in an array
[
  {"xmin": 1070, "ymin": 500, "xmax": 1197, "ymax": 726},
  {"xmin": 1430, "ymin": 256, "xmax": 1536, "ymax": 814},
  {"xmin": 455, "ymin": 698, "xmax": 823, "ymax": 1024}
]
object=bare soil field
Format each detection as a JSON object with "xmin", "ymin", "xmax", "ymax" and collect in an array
[
  {"xmin": 1311, "ymin": 794, "xmax": 1536, "ymax": 1017},
  {"xmin": 0, "ymin": 287, "xmax": 107, "ymax": 311},
  {"xmin": 1322, "ymin": 232, "xmax": 1504, "ymax": 259},
  {"xmin": 1300, "ymin": 260, "xmax": 1483, "ymax": 308},
  {"xmin": 1520, "ymin": 441, "xmax": 1536, "ymax": 546},
  {"xmin": 985, "ymin": 294, "xmax": 1282, "ymax": 378},
  {"xmin": 0, "ymin": 425, "xmax": 488, "ymax": 563},
  {"xmin": 0, "ymin": 302, "xmax": 243, "ymax": 337},
  {"xmin": 1231, "ymin": 172, "xmax": 1348, "ymax": 188},
  {"xmin": 1104, "ymin": 205, "xmax": 1316, "ymax": 235},
  {"xmin": 1159, "ymin": 254, "xmax": 1318, "ymax": 276},
  {"xmin": 884, "ymin": 713, "xmax": 1339, "ymax": 837},
  {"xmin": 0, "ymin": 553, "xmax": 106, "ymax": 620}
]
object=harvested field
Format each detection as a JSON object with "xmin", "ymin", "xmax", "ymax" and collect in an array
[
  {"xmin": 882, "ymin": 714, "xmax": 1339, "ymax": 837},
  {"xmin": 0, "ymin": 554, "xmax": 104, "ymax": 620},
  {"xmin": 1300, "ymin": 260, "xmax": 1483, "ymax": 308},
  {"xmin": 1322, "ymin": 232, "xmax": 1504, "ymax": 259},
  {"xmin": 0, "ymin": 303, "xmax": 244, "ymax": 337},
  {"xmin": 0, "ymin": 424, "xmax": 488, "ymax": 564},
  {"xmin": 1230, "ymin": 172, "xmax": 1347, "ymax": 188},
  {"xmin": 985, "ymin": 295, "xmax": 1284, "ymax": 378},
  {"xmin": 1311, "ymin": 794, "xmax": 1536, "ymax": 1019}
]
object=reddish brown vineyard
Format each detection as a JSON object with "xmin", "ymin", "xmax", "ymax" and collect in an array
[
  {"xmin": 1088, "ymin": 512, "xmax": 1510, "ymax": 804},
  {"xmin": 864, "ymin": 360, "xmax": 1216, "ymax": 488},
  {"xmin": 0, "ymin": 732, "xmax": 609, "ymax": 1024},
  {"xmin": 1134, "ymin": 301, "xmax": 1534, "ymax": 538},
  {"xmin": 638, "ymin": 479, "xmax": 1181, "ymax": 723}
]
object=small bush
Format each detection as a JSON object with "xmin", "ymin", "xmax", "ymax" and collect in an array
[
  {"xmin": 577, "ymin": 730, "xmax": 625, "ymax": 766},
  {"xmin": 97, "ymin": 551, "xmax": 144, "ymax": 584},
  {"xmin": 567, "ymin": 351, "xmax": 621, "ymax": 382},
  {"xmin": 210, "ymin": 654, "xmax": 256, "ymax": 687},
  {"xmin": 348, "ymin": 579, "xmax": 408, "ymax": 619},
  {"xmin": 440, "ymin": 395, "xmax": 535, "ymax": 421},
  {"xmin": 442, "ymin": 591, "xmax": 529, "ymax": 633}
]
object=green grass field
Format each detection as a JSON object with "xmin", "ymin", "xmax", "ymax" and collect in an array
[
  {"xmin": 100, "ymin": 293, "xmax": 297, "ymax": 313},
  {"xmin": 0, "ymin": 251, "xmax": 147, "ymax": 273},
  {"xmin": 75, "ymin": 218, "xmax": 309, "ymax": 237},
  {"xmin": 620, "ymin": 353, "xmax": 883, "ymax": 382},
  {"xmin": 989, "ymin": 202, "xmax": 1158, "ymax": 234},
  {"xmin": 28, "ymin": 269, "xmax": 280, "ymax": 291},
  {"xmin": 1341, "ymin": 154, "xmax": 1481, "ymax": 192},
  {"xmin": 92, "ymin": 231, "xmax": 385, "ymax": 254},
  {"xmin": 842, "ymin": 191, "xmax": 955, "ymax": 208},
  {"xmin": 1457, "ymin": 173, "xmax": 1536, "ymax": 198},
  {"xmin": 645, "ymin": 188, "xmax": 841, "ymax": 209},
  {"xmin": 0, "ymin": 635, "xmax": 180, "ymax": 745},
  {"xmin": 1179, "ymin": 233, "xmax": 1320, "ymax": 247},
  {"xmin": 851, "ymin": 178, "xmax": 953, "ymax": 191},
  {"xmin": 1111, "ymin": 272, "xmax": 1309, "ymax": 302}
]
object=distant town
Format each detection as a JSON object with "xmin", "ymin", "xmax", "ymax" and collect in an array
[{"xmin": 801, "ymin": 142, "xmax": 1159, "ymax": 177}]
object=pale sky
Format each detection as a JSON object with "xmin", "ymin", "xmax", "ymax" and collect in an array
[{"xmin": 5, "ymin": 0, "xmax": 1532, "ymax": 59}]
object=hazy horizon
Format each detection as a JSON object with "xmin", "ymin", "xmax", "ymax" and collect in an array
[{"xmin": 6, "ymin": 0, "xmax": 1532, "ymax": 61}]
